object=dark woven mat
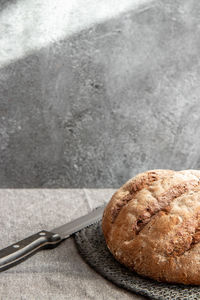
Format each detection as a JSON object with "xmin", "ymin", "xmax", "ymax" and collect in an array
[{"xmin": 74, "ymin": 221, "xmax": 200, "ymax": 300}]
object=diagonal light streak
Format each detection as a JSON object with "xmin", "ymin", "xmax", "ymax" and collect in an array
[{"xmin": 0, "ymin": 0, "xmax": 154, "ymax": 68}]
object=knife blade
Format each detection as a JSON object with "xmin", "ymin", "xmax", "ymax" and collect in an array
[{"xmin": 0, "ymin": 205, "xmax": 105, "ymax": 272}]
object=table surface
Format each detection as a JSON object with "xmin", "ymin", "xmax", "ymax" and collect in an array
[{"xmin": 0, "ymin": 189, "xmax": 147, "ymax": 300}]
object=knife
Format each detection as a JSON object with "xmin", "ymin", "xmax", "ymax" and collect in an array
[{"xmin": 0, "ymin": 205, "xmax": 105, "ymax": 272}]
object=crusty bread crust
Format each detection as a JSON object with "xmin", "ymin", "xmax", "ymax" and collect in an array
[{"xmin": 102, "ymin": 169, "xmax": 200, "ymax": 285}]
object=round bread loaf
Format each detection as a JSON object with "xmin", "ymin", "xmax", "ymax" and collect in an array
[{"xmin": 102, "ymin": 169, "xmax": 200, "ymax": 285}]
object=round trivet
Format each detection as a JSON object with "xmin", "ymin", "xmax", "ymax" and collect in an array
[{"xmin": 74, "ymin": 221, "xmax": 200, "ymax": 300}]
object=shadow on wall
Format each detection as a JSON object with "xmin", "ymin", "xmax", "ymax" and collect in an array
[
  {"xmin": 1, "ymin": 0, "xmax": 200, "ymax": 188},
  {"xmin": 0, "ymin": 0, "xmax": 16, "ymax": 12}
]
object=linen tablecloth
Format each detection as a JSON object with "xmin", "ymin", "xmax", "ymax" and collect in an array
[{"xmin": 0, "ymin": 189, "xmax": 146, "ymax": 300}]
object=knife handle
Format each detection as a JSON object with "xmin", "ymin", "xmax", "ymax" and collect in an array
[{"xmin": 0, "ymin": 230, "xmax": 62, "ymax": 272}]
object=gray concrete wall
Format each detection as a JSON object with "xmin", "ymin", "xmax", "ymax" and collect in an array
[{"xmin": 1, "ymin": 0, "xmax": 200, "ymax": 188}]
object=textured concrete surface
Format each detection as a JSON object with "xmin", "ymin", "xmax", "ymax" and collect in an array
[
  {"xmin": 1, "ymin": 0, "xmax": 200, "ymax": 187},
  {"xmin": 0, "ymin": 189, "xmax": 146, "ymax": 300}
]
